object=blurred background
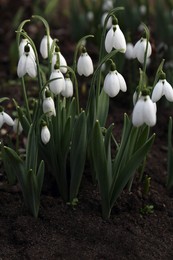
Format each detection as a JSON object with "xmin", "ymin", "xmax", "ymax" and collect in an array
[{"xmin": 0, "ymin": 0, "xmax": 173, "ymax": 105}]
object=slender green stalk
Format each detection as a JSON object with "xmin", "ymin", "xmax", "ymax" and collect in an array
[{"xmin": 21, "ymin": 77, "xmax": 32, "ymax": 123}]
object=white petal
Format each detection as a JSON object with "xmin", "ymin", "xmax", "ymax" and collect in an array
[
  {"xmin": 17, "ymin": 55, "xmax": 27, "ymax": 78},
  {"xmin": 43, "ymin": 97, "xmax": 56, "ymax": 116},
  {"xmin": 112, "ymin": 25, "xmax": 126, "ymax": 53},
  {"xmin": 125, "ymin": 43, "xmax": 135, "ymax": 59},
  {"xmin": 143, "ymin": 96, "xmax": 156, "ymax": 126},
  {"xmin": 19, "ymin": 39, "xmax": 35, "ymax": 59},
  {"xmin": 103, "ymin": 71, "xmax": 120, "ymax": 97},
  {"xmin": 59, "ymin": 52, "xmax": 67, "ymax": 74},
  {"xmin": 134, "ymin": 38, "xmax": 152, "ymax": 63},
  {"xmin": 3, "ymin": 112, "xmax": 14, "ymax": 126},
  {"xmin": 116, "ymin": 71, "xmax": 127, "ymax": 92},
  {"xmin": 77, "ymin": 53, "xmax": 93, "ymax": 77},
  {"xmin": 41, "ymin": 126, "xmax": 51, "ymax": 144},
  {"xmin": 13, "ymin": 118, "xmax": 23, "ymax": 134},
  {"xmin": 40, "ymin": 35, "xmax": 53, "ymax": 59},
  {"xmin": 132, "ymin": 98, "xmax": 144, "ymax": 127},
  {"xmin": 61, "ymin": 78, "xmax": 73, "ymax": 97},
  {"xmin": 0, "ymin": 113, "xmax": 4, "ymax": 128},
  {"xmin": 51, "ymin": 54, "xmax": 57, "ymax": 71},
  {"xmin": 26, "ymin": 55, "xmax": 37, "ymax": 78},
  {"xmin": 163, "ymin": 80, "xmax": 173, "ymax": 102},
  {"xmin": 49, "ymin": 70, "xmax": 65, "ymax": 95},
  {"xmin": 105, "ymin": 27, "xmax": 114, "ymax": 53},
  {"xmin": 151, "ymin": 80, "xmax": 164, "ymax": 102}
]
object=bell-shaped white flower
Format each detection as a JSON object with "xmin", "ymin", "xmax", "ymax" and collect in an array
[
  {"xmin": 43, "ymin": 91, "xmax": 56, "ymax": 116},
  {"xmin": 77, "ymin": 48, "xmax": 94, "ymax": 77},
  {"xmin": 0, "ymin": 109, "xmax": 14, "ymax": 129},
  {"xmin": 125, "ymin": 43, "xmax": 135, "ymax": 59},
  {"xmin": 105, "ymin": 18, "xmax": 126, "ymax": 53},
  {"xmin": 19, "ymin": 39, "xmax": 35, "ymax": 59},
  {"xmin": 103, "ymin": 63, "xmax": 127, "ymax": 97},
  {"xmin": 132, "ymin": 94, "xmax": 156, "ymax": 127},
  {"xmin": 13, "ymin": 118, "xmax": 23, "ymax": 134},
  {"xmin": 133, "ymin": 37, "xmax": 152, "ymax": 64},
  {"xmin": 61, "ymin": 75, "xmax": 73, "ymax": 98},
  {"xmin": 17, "ymin": 45, "xmax": 37, "ymax": 78},
  {"xmin": 51, "ymin": 47, "xmax": 67, "ymax": 74},
  {"xmin": 40, "ymin": 35, "xmax": 53, "ymax": 59},
  {"xmin": 49, "ymin": 67, "xmax": 65, "ymax": 95},
  {"xmin": 151, "ymin": 76, "xmax": 173, "ymax": 102},
  {"xmin": 41, "ymin": 124, "xmax": 50, "ymax": 144}
]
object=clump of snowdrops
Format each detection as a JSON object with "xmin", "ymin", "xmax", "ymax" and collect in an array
[{"xmin": 1, "ymin": 7, "xmax": 173, "ymax": 219}]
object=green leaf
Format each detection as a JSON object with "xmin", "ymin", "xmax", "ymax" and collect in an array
[
  {"xmin": 110, "ymin": 134, "xmax": 155, "ymax": 208},
  {"xmin": 37, "ymin": 160, "xmax": 45, "ymax": 196},
  {"xmin": 97, "ymin": 89, "xmax": 109, "ymax": 126},
  {"xmin": 26, "ymin": 124, "xmax": 38, "ymax": 173},
  {"xmin": 70, "ymin": 111, "xmax": 87, "ymax": 202},
  {"xmin": 91, "ymin": 120, "xmax": 110, "ymax": 218}
]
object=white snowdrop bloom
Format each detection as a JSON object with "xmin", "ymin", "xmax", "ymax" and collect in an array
[
  {"xmin": 87, "ymin": 11, "xmax": 94, "ymax": 22},
  {"xmin": 105, "ymin": 24, "xmax": 126, "ymax": 53},
  {"xmin": 40, "ymin": 35, "xmax": 53, "ymax": 59},
  {"xmin": 19, "ymin": 39, "xmax": 35, "ymax": 59},
  {"xmin": 152, "ymin": 79, "xmax": 173, "ymax": 102},
  {"xmin": 77, "ymin": 51, "xmax": 94, "ymax": 77},
  {"xmin": 101, "ymin": 12, "xmax": 112, "ymax": 29},
  {"xmin": 49, "ymin": 69, "xmax": 65, "ymax": 95},
  {"xmin": 17, "ymin": 45, "xmax": 37, "ymax": 78},
  {"xmin": 0, "ymin": 111, "xmax": 14, "ymax": 129},
  {"xmin": 133, "ymin": 38, "xmax": 152, "ymax": 64},
  {"xmin": 125, "ymin": 43, "xmax": 135, "ymax": 59},
  {"xmin": 102, "ymin": 0, "xmax": 113, "ymax": 11},
  {"xmin": 103, "ymin": 70, "xmax": 127, "ymax": 98},
  {"xmin": 13, "ymin": 118, "xmax": 23, "ymax": 134},
  {"xmin": 139, "ymin": 5, "xmax": 147, "ymax": 15},
  {"xmin": 61, "ymin": 77, "xmax": 73, "ymax": 98},
  {"xmin": 51, "ymin": 51, "xmax": 67, "ymax": 74},
  {"xmin": 132, "ymin": 95, "xmax": 156, "ymax": 127},
  {"xmin": 41, "ymin": 125, "xmax": 50, "ymax": 144},
  {"xmin": 43, "ymin": 96, "xmax": 56, "ymax": 117}
]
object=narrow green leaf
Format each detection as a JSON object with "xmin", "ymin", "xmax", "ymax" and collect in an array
[
  {"xmin": 97, "ymin": 89, "xmax": 109, "ymax": 126},
  {"xmin": 70, "ymin": 111, "xmax": 87, "ymax": 201},
  {"xmin": 37, "ymin": 160, "xmax": 45, "ymax": 196}
]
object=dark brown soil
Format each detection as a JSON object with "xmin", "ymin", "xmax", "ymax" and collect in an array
[{"xmin": 1, "ymin": 1, "xmax": 173, "ymax": 259}]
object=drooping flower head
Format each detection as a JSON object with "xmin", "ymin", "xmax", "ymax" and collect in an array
[
  {"xmin": 151, "ymin": 71, "xmax": 173, "ymax": 102},
  {"xmin": 132, "ymin": 90, "xmax": 156, "ymax": 127},
  {"xmin": 43, "ymin": 90, "xmax": 56, "ymax": 117},
  {"xmin": 77, "ymin": 46, "xmax": 94, "ymax": 77},
  {"xmin": 17, "ymin": 44, "xmax": 37, "ymax": 78},
  {"xmin": 0, "ymin": 107, "xmax": 14, "ymax": 129},
  {"xmin": 103, "ymin": 60, "xmax": 127, "ymax": 97},
  {"xmin": 49, "ymin": 64, "xmax": 65, "ymax": 95},
  {"xmin": 41, "ymin": 121, "xmax": 51, "ymax": 145},
  {"xmin": 40, "ymin": 35, "xmax": 53, "ymax": 59},
  {"xmin": 133, "ymin": 36, "xmax": 152, "ymax": 64},
  {"xmin": 61, "ymin": 73, "xmax": 74, "ymax": 98},
  {"xmin": 19, "ymin": 38, "xmax": 35, "ymax": 59},
  {"xmin": 51, "ymin": 46, "xmax": 67, "ymax": 74},
  {"xmin": 105, "ymin": 16, "xmax": 126, "ymax": 53}
]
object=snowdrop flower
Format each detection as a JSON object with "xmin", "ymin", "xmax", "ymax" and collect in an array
[
  {"xmin": 151, "ymin": 74, "xmax": 173, "ymax": 102},
  {"xmin": 40, "ymin": 35, "xmax": 53, "ymax": 59},
  {"xmin": 17, "ymin": 45, "xmax": 37, "ymax": 78},
  {"xmin": 43, "ymin": 91, "xmax": 56, "ymax": 116},
  {"xmin": 51, "ymin": 46, "xmax": 67, "ymax": 74},
  {"xmin": 105, "ymin": 17, "xmax": 126, "ymax": 53},
  {"xmin": 125, "ymin": 43, "xmax": 135, "ymax": 59},
  {"xmin": 103, "ymin": 63, "xmax": 127, "ymax": 97},
  {"xmin": 0, "ymin": 108, "xmax": 14, "ymax": 129},
  {"xmin": 133, "ymin": 37, "xmax": 152, "ymax": 64},
  {"xmin": 132, "ymin": 94, "xmax": 156, "ymax": 127},
  {"xmin": 77, "ymin": 47, "xmax": 94, "ymax": 77},
  {"xmin": 61, "ymin": 74, "xmax": 73, "ymax": 98},
  {"xmin": 49, "ymin": 67, "xmax": 65, "ymax": 95},
  {"xmin": 101, "ymin": 12, "xmax": 112, "ymax": 29},
  {"xmin": 41, "ymin": 124, "xmax": 50, "ymax": 145},
  {"xmin": 19, "ymin": 38, "xmax": 35, "ymax": 59},
  {"xmin": 13, "ymin": 118, "xmax": 23, "ymax": 134}
]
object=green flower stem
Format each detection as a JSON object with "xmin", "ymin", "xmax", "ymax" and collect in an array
[
  {"xmin": 21, "ymin": 77, "xmax": 32, "ymax": 123},
  {"xmin": 142, "ymin": 23, "xmax": 150, "ymax": 75}
]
